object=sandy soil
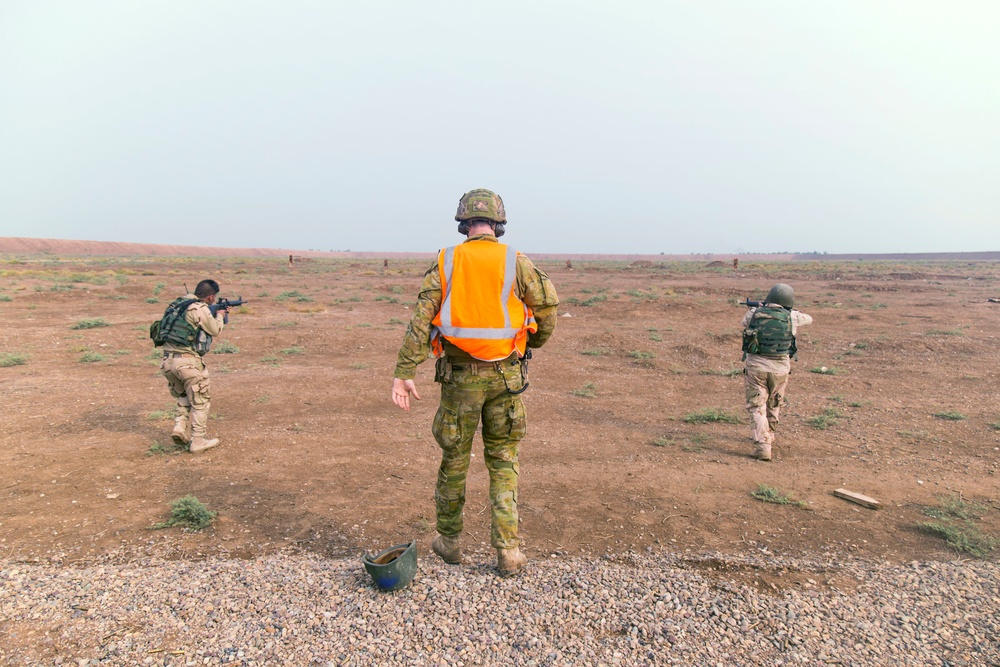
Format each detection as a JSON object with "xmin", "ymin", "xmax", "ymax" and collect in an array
[{"xmin": 1, "ymin": 250, "xmax": 999, "ymax": 573}]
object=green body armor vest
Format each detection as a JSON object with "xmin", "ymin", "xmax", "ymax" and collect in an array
[
  {"xmin": 151, "ymin": 297, "xmax": 200, "ymax": 349},
  {"xmin": 742, "ymin": 306, "xmax": 796, "ymax": 359}
]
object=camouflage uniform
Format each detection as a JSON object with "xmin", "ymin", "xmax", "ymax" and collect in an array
[
  {"xmin": 394, "ymin": 235, "xmax": 558, "ymax": 550},
  {"xmin": 742, "ymin": 305, "xmax": 812, "ymax": 450},
  {"xmin": 160, "ymin": 296, "xmax": 225, "ymax": 442}
]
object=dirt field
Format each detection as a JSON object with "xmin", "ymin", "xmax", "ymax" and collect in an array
[{"xmin": 1, "ymin": 253, "xmax": 999, "ymax": 574}]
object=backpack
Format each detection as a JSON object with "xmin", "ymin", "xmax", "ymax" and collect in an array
[
  {"xmin": 742, "ymin": 306, "xmax": 796, "ymax": 359},
  {"xmin": 150, "ymin": 298, "xmax": 199, "ymax": 348}
]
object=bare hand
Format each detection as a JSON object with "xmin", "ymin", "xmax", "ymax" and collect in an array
[{"xmin": 392, "ymin": 378, "xmax": 420, "ymax": 411}]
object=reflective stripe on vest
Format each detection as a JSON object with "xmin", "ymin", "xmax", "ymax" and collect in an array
[{"xmin": 432, "ymin": 242, "xmax": 538, "ymax": 361}]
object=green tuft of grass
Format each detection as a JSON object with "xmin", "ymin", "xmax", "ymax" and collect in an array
[
  {"xmin": 682, "ymin": 408, "xmax": 739, "ymax": 424},
  {"xmin": 580, "ymin": 348, "xmax": 607, "ymax": 356},
  {"xmin": 925, "ymin": 329, "xmax": 964, "ymax": 337},
  {"xmin": 79, "ymin": 352, "xmax": 105, "ymax": 363},
  {"xmin": 374, "ymin": 295, "xmax": 399, "ymax": 303},
  {"xmin": 71, "ymin": 318, "xmax": 110, "ymax": 330},
  {"xmin": 146, "ymin": 441, "xmax": 186, "ymax": 456},
  {"xmin": 651, "ymin": 436, "xmax": 673, "ymax": 447},
  {"xmin": 280, "ymin": 346, "xmax": 304, "ymax": 355},
  {"xmin": 572, "ymin": 382, "xmax": 597, "ymax": 398},
  {"xmin": 932, "ymin": 411, "xmax": 965, "ymax": 421},
  {"xmin": 150, "ymin": 495, "xmax": 216, "ymax": 531},
  {"xmin": 275, "ymin": 290, "xmax": 306, "ymax": 301},
  {"xmin": 147, "ymin": 410, "xmax": 173, "ymax": 421},
  {"xmin": 0, "ymin": 353, "xmax": 29, "ymax": 367},
  {"xmin": 750, "ymin": 484, "xmax": 806, "ymax": 507},
  {"xmin": 628, "ymin": 350, "xmax": 654, "ymax": 360},
  {"xmin": 809, "ymin": 366, "xmax": 838, "ymax": 375},
  {"xmin": 0, "ymin": 294, "xmax": 12, "ymax": 302},
  {"xmin": 388, "ymin": 317, "xmax": 406, "ymax": 325},
  {"xmin": 916, "ymin": 493, "xmax": 995, "ymax": 558},
  {"xmin": 806, "ymin": 408, "xmax": 842, "ymax": 430},
  {"xmin": 212, "ymin": 340, "xmax": 239, "ymax": 354},
  {"xmin": 918, "ymin": 522, "xmax": 996, "ymax": 559},
  {"xmin": 144, "ymin": 298, "xmax": 159, "ymax": 304},
  {"xmin": 700, "ymin": 368, "xmax": 742, "ymax": 377}
]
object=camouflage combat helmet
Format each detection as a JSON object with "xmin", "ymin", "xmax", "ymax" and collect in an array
[
  {"xmin": 455, "ymin": 188, "xmax": 506, "ymax": 237},
  {"xmin": 362, "ymin": 540, "xmax": 418, "ymax": 592},
  {"xmin": 765, "ymin": 283, "xmax": 794, "ymax": 309}
]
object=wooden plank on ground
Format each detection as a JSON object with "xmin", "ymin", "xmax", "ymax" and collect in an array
[{"xmin": 833, "ymin": 488, "xmax": 882, "ymax": 510}]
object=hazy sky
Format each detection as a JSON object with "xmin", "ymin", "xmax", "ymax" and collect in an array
[{"xmin": 1, "ymin": 2, "xmax": 998, "ymax": 254}]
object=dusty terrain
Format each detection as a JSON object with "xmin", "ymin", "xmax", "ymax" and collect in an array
[{"xmin": 1, "ymin": 251, "xmax": 999, "ymax": 576}]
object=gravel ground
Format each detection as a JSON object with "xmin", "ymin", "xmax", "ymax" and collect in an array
[{"xmin": 2, "ymin": 548, "xmax": 998, "ymax": 667}]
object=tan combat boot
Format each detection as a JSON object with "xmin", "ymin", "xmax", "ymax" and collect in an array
[
  {"xmin": 189, "ymin": 437, "xmax": 219, "ymax": 454},
  {"xmin": 754, "ymin": 442, "xmax": 772, "ymax": 461},
  {"xmin": 431, "ymin": 534, "xmax": 462, "ymax": 564},
  {"xmin": 171, "ymin": 416, "xmax": 190, "ymax": 446},
  {"xmin": 497, "ymin": 547, "xmax": 527, "ymax": 577}
]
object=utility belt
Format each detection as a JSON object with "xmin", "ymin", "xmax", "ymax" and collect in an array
[
  {"xmin": 162, "ymin": 351, "xmax": 197, "ymax": 359},
  {"xmin": 435, "ymin": 350, "xmax": 532, "ymax": 394}
]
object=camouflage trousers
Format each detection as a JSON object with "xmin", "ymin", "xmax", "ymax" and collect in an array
[
  {"xmin": 161, "ymin": 353, "xmax": 212, "ymax": 438},
  {"xmin": 432, "ymin": 357, "xmax": 527, "ymax": 550},
  {"xmin": 744, "ymin": 367, "xmax": 788, "ymax": 445}
]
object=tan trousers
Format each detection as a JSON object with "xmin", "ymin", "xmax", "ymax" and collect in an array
[
  {"xmin": 744, "ymin": 367, "xmax": 788, "ymax": 445},
  {"xmin": 161, "ymin": 354, "xmax": 212, "ymax": 438}
]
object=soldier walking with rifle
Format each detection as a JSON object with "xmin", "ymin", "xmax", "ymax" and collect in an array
[
  {"xmin": 740, "ymin": 283, "xmax": 813, "ymax": 461},
  {"xmin": 152, "ymin": 279, "xmax": 240, "ymax": 453},
  {"xmin": 391, "ymin": 189, "xmax": 559, "ymax": 577}
]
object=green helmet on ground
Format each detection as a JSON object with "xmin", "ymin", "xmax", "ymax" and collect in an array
[
  {"xmin": 362, "ymin": 540, "xmax": 418, "ymax": 592},
  {"xmin": 455, "ymin": 188, "xmax": 507, "ymax": 237},
  {"xmin": 766, "ymin": 283, "xmax": 794, "ymax": 309}
]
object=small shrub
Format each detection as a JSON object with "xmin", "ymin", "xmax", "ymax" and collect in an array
[
  {"xmin": 649, "ymin": 334, "xmax": 662, "ymax": 342},
  {"xmin": 809, "ymin": 366, "xmax": 837, "ymax": 375},
  {"xmin": 750, "ymin": 484, "xmax": 806, "ymax": 507},
  {"xmin": 0, "ymin": 353, "xmax": 29, "ymax": 367},
  {"xmin": 628, "ymin": 351, "xmax": 654, "ymax": 360},
  {"xmin": 280, "ymin": 346, "xmax": 304, "ymax": 355},
  {"xmin": 80, "ymin": 352, "xmax": 105, "ymax": 363},
  {"xmin": 682, "ymin": 409, "xmax": 739, "ymax": 424},
  {"xmin": 580, "ymin": 348, "xmax": 607, "ymax": 356},
  {"xmin": 0, "ymin": 294, "xmax": 12, "ymax": 302},
  {"xmin": 212, "ymin": 340, "xmax": 239, "ymax": 354},
  {"xmin": 572, "ymin": 382, "xmax": 597, "ymax": 398},
  {"xmin": 145, "ymin": 298, "xmax": 159, "ymax": 304},
  {"xmin": 150, "ymin": 495, "xmax": 216, "ymax": 531},
  {"xmin": 71, "ymin": 318, "xmax": 110, "ymax": 330},
  {"xmin": 932, "ymin": 411, "xmax": 965, "ymax": 421},
  {"xmin": 275, "ymin": 290, "xmax": 306, "ymax": 301},
  {"xmin": 651, "ymin": 436, "xmax": 674, "ymax": 447}
]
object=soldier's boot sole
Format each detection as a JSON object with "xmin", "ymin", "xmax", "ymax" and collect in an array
[
  {"xmin": 497, "ymin": 547, "xmax": 527, "ymax": 577},
  {"xmin": 431, "ymin": 534, "xmax": 462, "ymax": 564},
  {"xmin": 189, "ymin": 437, "xmax": 219, "ymax": 454},
  {"xmin": 171, "ymin": 425, "xmax": 190, "ymax": 446}
]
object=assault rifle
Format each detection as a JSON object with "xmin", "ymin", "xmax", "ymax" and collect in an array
[
  {"xmin": 209, "ymin": 297, "xmax": 247, "ymax": 324},
  {"xmin": 740, "ymin": 299, "xmax": 765, "ymax": 308}
]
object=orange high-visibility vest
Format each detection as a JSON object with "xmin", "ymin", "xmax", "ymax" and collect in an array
[{"xmin": 431, "ymin": 241, "xmax": 538, "ymax": 361}]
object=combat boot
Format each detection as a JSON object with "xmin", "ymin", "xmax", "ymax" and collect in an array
[
  {"xmin": 171, "ymin": 416, "xmax": 190, "ymax": 446},
  {"xmin": 189, "ymin": 437, "xmax": 219, "ymax": 454},
  {"xmin": 497, "ymin": 547, "xmax": 527, "ymax": 577},
  {"xmin": 754, "ymin": 442, "xmax": 772, "ymax": 461},
  {"xmin": 431, "ymin": 534, "xmax": 462, "ymax": 564}
]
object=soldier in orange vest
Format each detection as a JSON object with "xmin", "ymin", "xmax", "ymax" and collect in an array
[{"xmin": 391, "ymin": 189, "xmax": 559, "ymax": 576}]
